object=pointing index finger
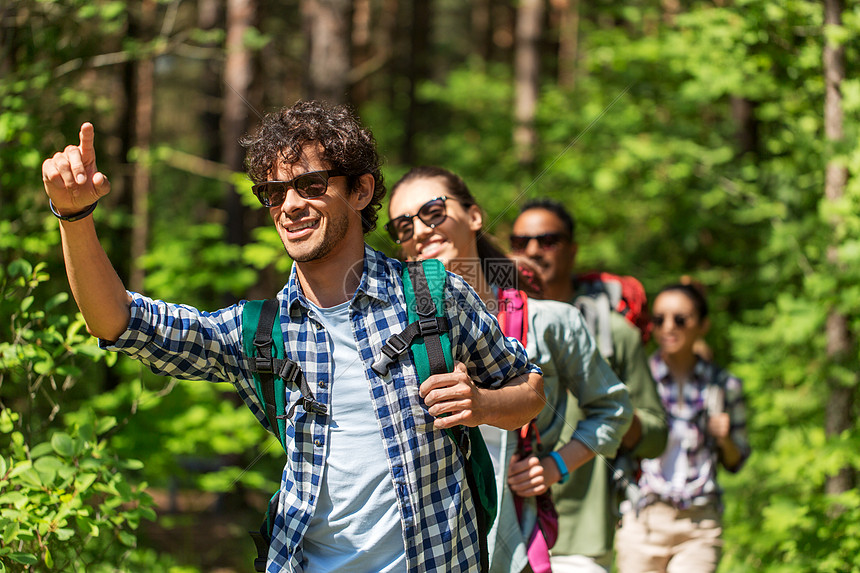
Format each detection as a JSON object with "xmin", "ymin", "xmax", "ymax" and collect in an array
[{"xmin": 78, "ymin": 122, "xmax": 95, "ymax": 163}]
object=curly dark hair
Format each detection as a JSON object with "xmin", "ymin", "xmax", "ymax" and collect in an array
[{"xmin": 240, "ymin": 100, "xmax": 386, "ymax": 234}]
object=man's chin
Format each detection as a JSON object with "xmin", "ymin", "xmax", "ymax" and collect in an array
[{"xmin": 285, "ymin": 243, "xmax": 324, "ymax": 263}]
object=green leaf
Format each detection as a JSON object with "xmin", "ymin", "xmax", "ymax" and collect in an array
[
  {"xmin": 0, "ymin": 410, "xmax": 19, "ymax": 433},
  {"xmin": 95, "ymin": 416, "xmax": 117, "ymax": 434},
  {"xmin": 8, "ymin": 553, "xmax": 38, "ymax": 565},
  {"xmin": 0, "ymin": 455, "xmax": 6, "ymax": 477},
  {"xmin": 44, "ymin": 292, "xmax": 69, "ymax": 311},
  {"xmin": 33, "ymin": 358, "xmax": 54, "ymax": 375},
  {"xmin": 54, "ymin": 528, "xmax": 74, "ymax": 541},
  {"xmin": 8, "ymin": 460, "xmax": 32, "ymax": 479},
  {"xmin": 120, "ymin": 458, "xmax": 144, "ymax": 471},
  {"xmin": 0, "ymin": 491, "xmax": 27, "ymax": 507},
  {"xmin": 75, "ymin": 473, "xmax": 97, "ymax": 492},
  {"xmin": 7, "ymin": 259, "xmax": 32, "ymax": 278},
  {"xmin": 33, "ymin": 455, "xmax": 64, "ymax": 485},
  {"xmin": 51, "ymin": 433, "xmax": 75, "ymax": 457},
  {"xmin": 118, "ymin": 530, "xmax": 136, "ymax": 547},
  {"xmin": 29, "ymin": 442, "xmax": 54, "ymax": 459}
]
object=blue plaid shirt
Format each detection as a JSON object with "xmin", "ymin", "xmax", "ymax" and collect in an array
[{"xmin": 102, "ymin": 245, "xmax": 539, "ymax": 572}]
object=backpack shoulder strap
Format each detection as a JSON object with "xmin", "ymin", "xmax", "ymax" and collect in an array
[
  {"xmin": 404, "ymin": 259, "xmax": 453, "ymax": 376},
  {"xmin": 573, "ymin": 293, "xmax": 614, "ymax": 358},
  {"xmin": 242, "ymin": 299, "xmax": 288, "ymax": 452},
  {"xmin": 497, "ymin": 288, "xmax": 528, "ymax": 346},
  {"xmin": 372, "ymin": 259, "xmax": 495, "ymax": 571},
  {"xmin": 705, "ymin": 363, "xmax": 729, "ymax": 417},
  {"xmin": 371, "ymin": 259, "xmax": 452, "ymax": 376},
  {"xmin": 242, "ymin": 299, "xmax": 327, "ymax": 455}
]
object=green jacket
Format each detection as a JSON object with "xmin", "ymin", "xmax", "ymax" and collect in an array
[{"xmin": 551, "ymin": 310, "xmax": 668, "ymax": 558}]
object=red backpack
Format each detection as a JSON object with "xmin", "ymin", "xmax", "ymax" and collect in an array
[{"xmin": 575, "ymin": 271, "xmax": 652, "ymax": 347}]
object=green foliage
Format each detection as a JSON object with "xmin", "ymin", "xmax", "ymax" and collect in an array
[
  {"xmin": 386, "ymin": 1, "xmax": 860, "ymax": 571},
  {"xmin": 0, "ymin": 408, "xmax": 157, "ymax": 572},
  {"xmin": 0, "ymin": 258, "xmax": 188, "ymax": 571},
  {"xmin": 6, "ymin": 0, "xmax": 860, "ymax": 570}
]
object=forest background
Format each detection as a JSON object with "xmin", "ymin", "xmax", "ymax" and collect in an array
[{"xmin": 2, "ymin": 0, "xmax": 860, "ymax": 571}]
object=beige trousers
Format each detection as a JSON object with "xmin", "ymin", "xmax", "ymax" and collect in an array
[{"xmin": 615, "ymin": 501, "xmax": 722, "ymax": 573}]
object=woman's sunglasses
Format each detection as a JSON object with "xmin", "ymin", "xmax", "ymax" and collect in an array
[
  {"xmin": 509, "ymin": 233, "xmax": 568, "ymax": 252},
  {"xmin": 252, "ymin": 169, "xmax": 347, "ymax": 207},
  {"xmin": 385, "ymin": 196, "xmax": 448, "ymax": 244},
  {"xmin": 651, "ymin": 314, "xmax": 693, "ymax": 328}
]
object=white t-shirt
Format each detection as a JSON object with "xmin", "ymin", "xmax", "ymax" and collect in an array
[{"xmin": 302, "ymin": 300, "xmax": 406, "ymax": 573}]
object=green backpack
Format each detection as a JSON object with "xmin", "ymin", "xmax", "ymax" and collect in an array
[{"xmin": 241, "ymin": 259, "xmax": 496, "ymax": 573}]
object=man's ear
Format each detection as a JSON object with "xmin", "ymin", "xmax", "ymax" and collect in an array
[{"xmin": 351, "ymin": 173, "xmax": 375, "ymax": 211}]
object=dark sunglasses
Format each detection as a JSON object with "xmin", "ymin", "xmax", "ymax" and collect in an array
[
  {"xmin": 385, "ymin": 196, "xmax": 448, "ymax": 244},
  {"xmin": 651, "ymin": 314, "xmax": 693, "ymax": 328},
  {"xmin": 509, "ymin": 232, "xmax": 568, "ymax": 252},
  {"xmin": 251, "ymin": 169, "xmax": 347, "ymax": 207}
]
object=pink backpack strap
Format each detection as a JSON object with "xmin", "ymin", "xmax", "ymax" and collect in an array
[{"xmin": 497, "ymin": 288, "xmax": 528, "ymax": 346}]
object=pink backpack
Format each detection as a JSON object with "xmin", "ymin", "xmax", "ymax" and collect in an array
[{"xmin": 497, "ymin": 288, "xmax": 559, "ymax": 573}]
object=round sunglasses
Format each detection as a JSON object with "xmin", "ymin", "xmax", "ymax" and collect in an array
[
  {"xmin": 385, "ymin": 196, "xmax": 448, "ymax": 244},
  {"xmin": 252, "ymin": 169, "xmax": 347, "ymax": 207}
]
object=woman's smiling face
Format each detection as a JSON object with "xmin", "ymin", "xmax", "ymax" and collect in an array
[
  {"xmin": 651, "ymin": 290, "xmax": 709, "ymax": 359},
  {"xmin": 388, "ymin": 176, "xmax": 482, "ymax": 264}
]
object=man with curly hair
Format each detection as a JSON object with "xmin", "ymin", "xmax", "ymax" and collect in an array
[{"xmin": 42, "ymin": 100, "xmax": 545, "ymax": 573}]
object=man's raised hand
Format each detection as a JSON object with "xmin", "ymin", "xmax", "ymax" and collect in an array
[{"xmin": 42, "ymin": 123, "xmax": 110, "ymax": 215}]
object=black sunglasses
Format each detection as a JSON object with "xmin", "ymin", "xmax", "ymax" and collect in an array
[
  {"xmin": 385, "ymin": 196, "xmax": 448, "ymax": 244},
  {"xmin": 252, "ymin": 169, "xmax": 347, "ymax": 207},
  {"xmin": 509, "ymin": 232, "xmax": 568, "ymax": 252},
  {"xmin": 651, "ymin": 314, "xmax": 693, "ymax": 328}
]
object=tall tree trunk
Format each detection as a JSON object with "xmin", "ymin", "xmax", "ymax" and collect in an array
[
  {"xmin": 402, "ymin": 0, "xmax": 431, "ymax": 165},
  {"xmin": 382, "ymin": 0, "xmax": 402, "ymax": 110},
  {"xmin": 823, "ymin": 0, "xmax": 854, "ymax": 496},
  {"xmin": 129, "ymin": 0, "xmax": 156, "ymax": 294},
  {"xmin": 198, "ymin": 0, "xmax": 224, "ymax": 163},
  {"xmin": 514, "ymin": 0, "xmax": 543, "ymax": 168},
  {"xmin": 555, "ymin": 0, "xmax": 579, "ymax": 89},
  {"xmin": 302, "ymin": 0, "xmax": 351, "ymax": 105},
  {"xmin": 731, "ymin": 96, "xmax": 758, "ymax": 157},
  {"xmin": 222, "ymin": 0, "xmax": 256, "ymax": 247},
  {"xmin": 472, "ymin": 0, "xmax": 493, "ymax": 64}
]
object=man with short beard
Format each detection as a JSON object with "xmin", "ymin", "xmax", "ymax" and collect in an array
[
  {"xmin": 511, "ymin": 199, "xmax": 667, "ymax": 573},
  {"xmin": 42, "ymin": 100, "xmax": 545, "ymax": 573}
]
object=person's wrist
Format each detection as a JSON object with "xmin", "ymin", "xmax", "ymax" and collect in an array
[
  {"xmin": 548, "ymin": 451, "xmax": 569, "ymax": 484},
  {"xmin": 50, "ymin": 199, "xmax": 98, "ymax": 222}
]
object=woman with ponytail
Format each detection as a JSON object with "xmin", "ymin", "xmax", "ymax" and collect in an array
[{"xmin": 387, "ymin": 166, "xmax": 632, "ymax": 573}]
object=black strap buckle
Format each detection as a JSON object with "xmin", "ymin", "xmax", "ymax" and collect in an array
[
  {"xmin": 254, "ymin": 355, "xmax": 273, "ymax": 374},
  {"xmin": 418, "ymin": 317, "xmax": 440, "ymax": 336},
  {"xmin": 302, "ymin": 399, "xmax": 328, "ymax": 416},
  {"xmin": 371, "ymin": 333, "xmax": 409, "ymax": 376},
  {"xmin": 278, "ymin": 359, "xmax": 302, "ymax": 386}
]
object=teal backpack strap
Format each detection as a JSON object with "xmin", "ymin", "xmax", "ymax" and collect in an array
[
  {"xmin": 242, "ymin": 299, "xmax": 328, "ymax": 572},
  {"xmin": 370, "ymin": 259, "xmax": 451, "ymax": 377},
  {"xmin": 242, "ymin": 299, "xmax": 328, "ymax": 455},
  {"xmin": 378, "ymin": 259, "xmax": 495, "ymax": 573},
  {"xmin": 404, "ymin": 260, "xmax": 454, "ymax": 376},
  {"xmin": 242, "ymin": 299, "xmax": 289, "ymax": 453}
]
